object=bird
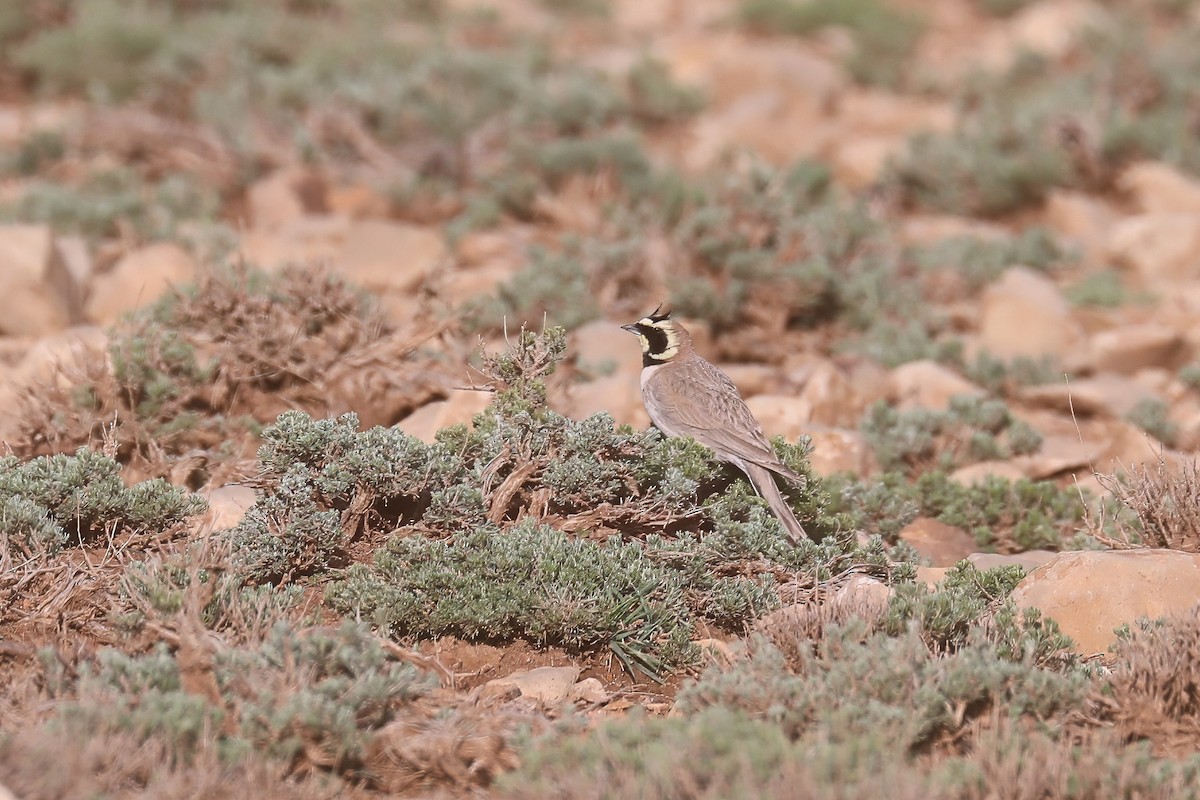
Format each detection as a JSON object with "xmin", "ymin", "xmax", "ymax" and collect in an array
[{"xmin": 621, "ymin": 304, "xmax": 809, "ymax": 542}]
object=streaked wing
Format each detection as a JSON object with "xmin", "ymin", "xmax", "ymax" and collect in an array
[{"xmin": 644, "ymin": 359, "xmax": 802, "ymax": 479}]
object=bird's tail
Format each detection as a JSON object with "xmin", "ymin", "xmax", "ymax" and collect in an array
[{"xmin": 743, "ymin": 462, "xmax": 809, "ymax": 543}]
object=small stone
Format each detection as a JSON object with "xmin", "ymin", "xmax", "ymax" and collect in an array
[
  {"xmin": 805, "ymin": 427, "xmax": 872, "ymax": 477},
  {"xmin": 246, "ymin": 168, "xmax": 325, "ymax": 231},
  {"xmin": 205, "ymin": 484, "xmax": 258, "ymax": 530},
  {"xmin": 483, "ymin": 666, "xmax": 581, "ymax": 705},
  {"xmin": 568, "ymin": 677, "xmax": 609, "ymax": 705}
]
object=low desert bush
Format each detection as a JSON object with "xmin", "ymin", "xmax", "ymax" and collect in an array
[
  {"xmin": 861, "ymin": 395, "xmax": 1043, "ymax": 476},
  {"xmin": 1095, "ymin": 455, "xmax": 1200, "ymax": 550}
]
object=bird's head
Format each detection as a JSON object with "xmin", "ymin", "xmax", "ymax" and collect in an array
[{"xmin": 621, "ymin": 303, "xmax": 688, "ymax": 365}]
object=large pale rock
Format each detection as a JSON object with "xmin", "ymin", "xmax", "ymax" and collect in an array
[
  {"xmin": 85, "ymin": 242, "xmax": 196, "ymax": 324},
  {"xmin": 890, "ymin": 359, "xmax": 983, "ymax": 411},
  {"xmin": 1043, "ymin": 190, "xmax": 1118, "ymax": 261},
  {"xmin": 1010, "ymin": 549, "xmax": 1200, "ymax": 654},
  {"xmin": 0, "ymin": 224, "xmax": 74, "ymax": 335},
  {"xmin": 979, "ymin": 267, "xmax": 1082, "ymax": 359},
  {"xmin": 1107, "ymin": 213, "xmax": 1200, "ymax": 282},
  {"xmin": 758, "ymin": 576, "xmax": 894, "ymax": 639},
  {"xmin": 1091, "ymin": 323, "xmax": 1187, "ymax": 374},
  {"xmin": 336, "ymin": 220, "xmax": 446, "ymax": 293},
  {"xmin": 1119, "ymin": 161, "xmax": 1200, "ymax": 216},
  {"xmin": 900, "ymin": 517, "xmax": 977, "ymax": 567},
  {"xmin": 396, "ymin": 390, "xmax": 493, "ymax": 444}
]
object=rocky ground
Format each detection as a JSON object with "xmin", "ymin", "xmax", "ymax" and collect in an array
[{"xmin": 4, "ymin": 0, "xmax": 1200, "ymax": 797}]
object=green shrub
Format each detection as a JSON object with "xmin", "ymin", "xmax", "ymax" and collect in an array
[
  {"xmin": 861, "ymin": 396, "xmax": 1042, "ymax": 476},
  {"xmin": 888, "ymin": 24, "xmax": 1200, "ymax": 215},
  {"xmin": 1125, "ymin": 397, "xmax": 1179, "ymax": 447},
  {"xmin": 56, "ymin": 621, "xmax": 436, "ymax": 769},
  {"xmin": 908, "ymin": 227, "xmax": 1071, "ymax": 292},
  {"xmin": 830, "ymin": 470, "xmax": 1084, "ymax": 550},
  {"xmin": 677, "ymin": 624, "xmax": 1086, "ymax": 750},
  {"xmin": 737, "ymin": 0, "xmax": 925, "ymax": 87},
  {"xmin": 0, "ymin": 449, "xmax": 204, "ymax": 558},
  {"xmin": 327, "ymin": 519, "xmax": 701, "ymax": 677},
  {"xmin": 882, "ymin": 562, "xmax": 1075, "ymax": 662},
  {"xmin": 1, "ymin": 168, "xmax": 221, "ymax": 240}
]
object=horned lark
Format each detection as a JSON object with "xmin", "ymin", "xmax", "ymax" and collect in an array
[{"xmin": 622, "ymin": 305, "xmax": 809, "ymax": 542}]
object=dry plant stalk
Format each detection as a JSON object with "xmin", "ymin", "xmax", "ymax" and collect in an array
[{"xmin": 1093, "ymin": 455, "xmax": 1200, "ymax": 552}]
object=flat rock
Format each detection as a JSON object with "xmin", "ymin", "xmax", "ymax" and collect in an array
[
  {"xmin": 741, "ymin": 394, "xmax": 806, "ymax": 442},
  {"xmin": 900, "ymin": 517, "xmax": 978, "ymax": 567},
  {"xmin": 1010, "ymin": 549, "xmax": 1200, "ymax": 654},
  {"xmin": 968, "ymin": 550, "xmax": 1058, "ymax": 573},
  {"xmin": 85, "ymin": 242, "xmax": 196, "ymax": 324},
  {"xmin": 13, "ymin": 325, "xmax": 107, "ymax": 389},
  {"xmin": 573, "ymin": 319, "xmax": 639, "ymax": 379},
  {"xmin": 483, "ymin": 665, "xmax": 581, "ymax": 705},
  {"xmin": 950, "ymin": 460, "xmax": 1028, "ymax": 485},
  {"xmin": 396, "ymin": 390, "xmax": 493, "ymax": 444},
  {"xmin": 1119, "ymin": 161, "xmax": 1200, "ymax": 216},
  {"xmin": 336, "ymin": 220, "xmax": 446, "ymax": 294},
  {"xmin": 1106, "ymin": 213, "xmax": 1200, "ymax": 282},
  {"xmin": 979, "ymin": 267, "xmax": 1082, "ymax": 359},
  {"xmin": 1091, "ymin": 323, "xmax": 1187, "ymax": 374},
  {"xmin": 720, "ymin": 364, "xmax": 777, "ymax": 398},
  {"xmin": 1043, "ymin": 189, "xmax": 1118, "ymax": 255},
  {"xmin": 566, "ymin": 373, "xmax": 649, "ymax": 430},
  {"xmin": 889, "ymin": 359, "xmax": 983, "ymax": 411}
]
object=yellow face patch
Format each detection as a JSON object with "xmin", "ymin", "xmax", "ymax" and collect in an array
[{"xmin": 633, "ymin": 317, "xmax": 679, "ymax": 361}]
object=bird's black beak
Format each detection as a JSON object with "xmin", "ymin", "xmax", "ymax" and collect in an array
[{"xmin": 620, "ymin": 324, "xmax": 639, "ymax": 334}]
